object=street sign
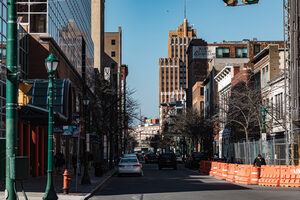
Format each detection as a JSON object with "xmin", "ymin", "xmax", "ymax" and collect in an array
[{"xmin": 62, "ymin": 126, "xmax": 73, "ymax": 136}]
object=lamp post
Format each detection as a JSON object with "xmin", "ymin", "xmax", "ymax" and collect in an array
[
  {"xmin": 43, "ymin": 53, "xmax": 59, "ymax": 200},
  {"xmin": 261, "ymin": 107, "xmax": 268, "ymax": 157},
  {"xmin": 81, "ymin": 95, "xmax": 91, "ymax": 185},
  {"xmin": 6, "ymin": 0, "xmax": 18, "ymax": 199}
]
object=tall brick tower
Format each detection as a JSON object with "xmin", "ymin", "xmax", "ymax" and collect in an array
[{"xmin": 159, "ymin": 19, "xmax": 197, "ymax": 126}]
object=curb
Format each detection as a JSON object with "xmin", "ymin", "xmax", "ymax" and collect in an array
[{"xmin": 81, "ymin": 170, "xmax": 117, "ymax": 200}]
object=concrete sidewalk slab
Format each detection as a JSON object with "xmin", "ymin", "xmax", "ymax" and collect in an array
[{"xmin": 0, "ymin": 168, "xmax": 116, "ymax": 200}]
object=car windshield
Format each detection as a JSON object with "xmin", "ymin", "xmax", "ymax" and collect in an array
[
  {"xmin": 120, "ymin": 158, "xmax": 138, "ymax": 163},
  {"xmin": 161, "ymin": 154, "xmax": 174, "ymax": 158},
  {"xmin": 124, "ymin": 154, "xmax": 136, "ymax": 157}
]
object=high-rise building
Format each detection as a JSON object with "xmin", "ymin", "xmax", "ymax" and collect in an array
[
  {"xmin": 92, "ymin": 0, "xmax": 105, "ymax": 74},
  {"xmin": 159, "ymin": 19, "xmax": 196, "ymax": 125},
  {"xmin": 17, "ymin": 0, "xmax": 94, "ymax": 76}
]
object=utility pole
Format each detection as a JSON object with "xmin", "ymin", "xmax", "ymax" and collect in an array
[{"xmin": 6, "ymin": 0, "xmax": 18, "ymax": 199}]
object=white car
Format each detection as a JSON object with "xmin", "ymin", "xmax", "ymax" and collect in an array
[{"xmin": 118, "ymin": 157, "xmax": 143, "ymax": 176}]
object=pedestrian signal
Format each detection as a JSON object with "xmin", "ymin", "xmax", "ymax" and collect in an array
[
  {"xmin": 223, "ymin": 0, "xmax": 238, "ymax": 6},
  {"xmin": 242, "ymin": 0, "xmax": 259, "ymax": 4}
]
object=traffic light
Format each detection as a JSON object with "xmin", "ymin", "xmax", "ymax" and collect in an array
[
  {"xmin": 242, "ymin": 0, "xmax": 259, "ymax": 4},
  {"xmin": 18, "ymin": 82, "xmax": 32, "ymax": 106},
  {"xmin": 223, "ymin": 0, "xmax": 238, "ymax": 6}
]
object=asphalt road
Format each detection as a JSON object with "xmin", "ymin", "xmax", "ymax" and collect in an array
[{"xmin": 91, "ymin": 164, "xmax": 300, "ymax": 200}]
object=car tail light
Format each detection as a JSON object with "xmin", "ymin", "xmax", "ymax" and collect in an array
[
  {"xmin": 191, "ymin": 157, "xmax": 194, "ymax": 161},
  {"xmin": 133, "ymin": 164, "xmax": 140, "ymax": 167},
  {"xmin": 119, "ymin": 165, "xmax": 125, "ymax": 167}
]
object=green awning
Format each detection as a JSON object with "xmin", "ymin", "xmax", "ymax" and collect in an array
[{"xmin": 21, "ymin": 79, "xmax": 72, "ymax": 124}]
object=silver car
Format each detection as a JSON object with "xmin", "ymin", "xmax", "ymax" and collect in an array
[{"xmin": 118, "ymin": 157, "xmax": 143, "ymax": 176}]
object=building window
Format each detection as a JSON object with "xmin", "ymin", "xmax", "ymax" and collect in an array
[
  {"xmin": 200, "ymin": 87, "xmax": 204, "ymax": 96},
  {"xmin": 254, "ymin": 44, "xmax": 261, "ymax": 55},
  {"xmin": 171, "ymin": 46, "xmax": 174, "ymax": 57},
  {"xmin": 111, "ymin": 39, "xmax": 116, "ymax": 45},
  {"xmin": 266, "ymin": 65, "xmax": 269, "ymax": 82},
  {"xmin": 275, "ymin": 93, "xmax": 283, "ymax": 119},
  {"xmin": 111, "ymin": 51, "xmax": 116, "ymax": 57},
  {"xmin": 30, "ymin": 14, "xmax": 46, "ymax": 33},
  {"xmin": 216, "ymin": 48, "xmax": 230, "ymax": 58},
  {"xmin": 200, "ymin": 101, "xmax": 204, "ymax": 112},
  {"xmin": 235, "ymin": 48, "xmax": 248, "ymax": 58},
  {"xmin": 262, "ymin": 67, "xmax": 265, "ymax": 88}
]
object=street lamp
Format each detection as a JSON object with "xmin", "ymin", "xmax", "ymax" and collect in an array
[
  {"xmin": 81, "ymin": 95, "xmax": 91, "ymax": 185},
  {"xmin": 43, "ymin": 53, "xmax": 59, "ymax": 200},
  {"xmin": 261, "ymin": 107, "xmax": 268, "ymax": 157}
]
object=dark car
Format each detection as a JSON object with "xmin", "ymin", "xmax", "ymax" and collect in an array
[
  {"xmin": 185, "ymin": 152, "xmax": 209, "ymax": 169},
  {"xmin": 144, "ymin": 153, "xmax": 158, "ymax": 164},
  {"xmin": 158, "ymin": 153, "xmax": 177, "ymax": 170}
]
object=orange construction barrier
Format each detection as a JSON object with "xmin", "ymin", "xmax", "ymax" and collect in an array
[
  {"xmin": 209, "ymin": 162, "xmax": 218, "ymax": 176},
  {"xmin": 235, "ymin": 165, "xmax": 252, "ymax": 185},
  {"xmin": 250, "ymin": 166, "xmax": 260, "ymax": 184},
  {"xmin": 215, "ymin": 162, "xmax": 224, "ymax": 179},
  {"xmin": 226, "ymin": 164, "xmax": 238, "ymax": 182},
  {"xmin": 280, "ymin": 165, "xmax": 300, "ymax": 187},
  {"xmin": 221, "ymin": 163, "xmax": 229, "ymax": 179},
  {"xmin": 259, "ymin": 165, "xmax": 281, "ymax": 187}
]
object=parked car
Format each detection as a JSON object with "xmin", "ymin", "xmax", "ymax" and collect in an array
[
  {"xmin": 158, "ymin": 153, "xmax": 177, "ymax": 170},
  {"xmin": 144, "ymin": 153, "xmax": 158, "ymax": 163},
  {"xmin": 123, "ymin": 153, "xmax": 137, "ymax": 158},
  {"xmin": 185, "ymin": 152, "xmax": 209, "ymax": 169},
  {"xmin": 118, "ymin": 157, "xmax": 143, "ymax": 176},
  {"xmin": 175, "ymin": 153, "xmax": 183, "ymax": 163}
]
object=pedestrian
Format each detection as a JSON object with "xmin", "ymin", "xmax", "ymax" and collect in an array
[{"xmin": 253, "ymin": 154, "xmax": 266, "ymax": 167}]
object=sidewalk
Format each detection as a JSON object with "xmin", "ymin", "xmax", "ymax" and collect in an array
[{"xmin": 0, "ymin": 168, "xmax": 116, "ymax": 200}]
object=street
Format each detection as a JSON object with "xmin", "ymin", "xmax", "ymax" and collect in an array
[{"xmin": 91, "ymin": 164, "xmax": 300, "ymax": 200}]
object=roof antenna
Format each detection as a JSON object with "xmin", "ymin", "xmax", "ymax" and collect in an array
[{"xmin": 184, "ymin": 0, "xmax": 186, "ymax": 19}]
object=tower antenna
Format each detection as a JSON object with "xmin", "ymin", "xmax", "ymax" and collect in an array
[{"xmin": 184, "ymin": 0, "xmax": 186, "ymax": 19}]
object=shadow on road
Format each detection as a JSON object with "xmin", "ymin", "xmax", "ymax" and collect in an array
[{"xmin": 96, "ymin": 164, "xmax": 249, "ymax": 196}]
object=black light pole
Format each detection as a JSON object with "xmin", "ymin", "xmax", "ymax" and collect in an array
[{"xmin": 81, "ymin": 95, "xmax": 91, "ymax": 185}]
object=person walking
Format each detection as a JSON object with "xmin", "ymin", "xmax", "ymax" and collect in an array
[{"xmin": 253, "ymin": 154, "xmax": 266, "ymax": 167}]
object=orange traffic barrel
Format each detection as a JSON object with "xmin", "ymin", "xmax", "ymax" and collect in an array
[{"xmin": 250, "ymin": 166, "xmax": 260, "ymax": 184}]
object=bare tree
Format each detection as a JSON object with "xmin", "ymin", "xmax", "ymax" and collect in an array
[{"xmin": 168, "ymin": 108, "xmax": 213, "ymax": 155}]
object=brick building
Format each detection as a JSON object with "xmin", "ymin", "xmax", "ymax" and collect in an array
[{"xmin": 159, "ymin": 19, "xmax": 196, "ymax": 126}]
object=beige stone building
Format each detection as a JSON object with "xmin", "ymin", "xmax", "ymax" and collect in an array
[
  {"xmin": 252, "ymin": 44, "xmax": 287, "ymax": 137},
  {"xmin": 92, "ymin": 0, "xmax": 105, "ymax": 74},
  {"xmin": 159, "ymin": 19, "xmax": 196, "ymax": 126},
  {"xmin": 103, "ymin": 27, "xmax": 122, "ymax": 88}
]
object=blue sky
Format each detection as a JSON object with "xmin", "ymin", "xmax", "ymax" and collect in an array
[{"xmin": 105, "ymin": 0, "xmax": 283, "ymax": 120}]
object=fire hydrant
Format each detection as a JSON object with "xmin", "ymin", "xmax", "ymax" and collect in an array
[{"xmin": 63, "ymin": 169, "xmax": 72, "ymax": 194}]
